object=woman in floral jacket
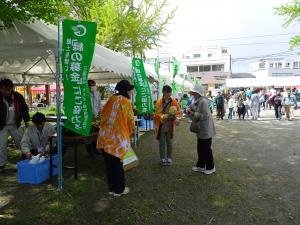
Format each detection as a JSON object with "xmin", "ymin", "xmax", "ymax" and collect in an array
[{"xmin": 97, "ymin": 80, "xmax": 135, "ymax": 197}]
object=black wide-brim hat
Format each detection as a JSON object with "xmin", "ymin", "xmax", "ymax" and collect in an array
[{"xmin": 115, "ymin": 79, "xmax": 134, "ymax": 92}]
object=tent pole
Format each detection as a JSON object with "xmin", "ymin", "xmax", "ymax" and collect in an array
[
  {"xmin": 56, "ymin": 16, "xmax": 64, "ymax": 190},
  {"xmin": 23, "ymin": 57, "xmax": 44, "ymax": 75}
]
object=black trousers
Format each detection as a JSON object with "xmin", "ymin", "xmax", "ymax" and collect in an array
[
  {"xmin": 196, "ymin": 138, "xmax": 214, "ymax": 170},
  {"xmin": 216, "ymin": 106, "xmax": 224, "ymax": 119},
  {"xmin": 237, "ymin": 105, "xmax": 245, "ymax": 119},
  {"xmin": 274, "ymin": 104, "xmax": 282, "ymax": 119},
  {"xmin": 102, "ymin": 150, "xmax": 125, "ymax": 194}
]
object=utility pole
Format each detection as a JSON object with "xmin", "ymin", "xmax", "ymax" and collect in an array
[{"xmin": 229, "ymin": 54, "xmax": 232, "ymax": 77}]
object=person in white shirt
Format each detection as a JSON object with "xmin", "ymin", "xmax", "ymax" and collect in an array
[
  {"xmin": 227, "ymin": 95, "xmax": 234, "ymax": 120},
  {"xmin": 89, "ymin": 80, "xmax": 102, "ymax": 118},
  {"xmin": 283, "ymin": 88, "xmax": 297, "ymax": 121},
  {"xmin": 21, "ymin": 112, "xmax": 56, "ymax": 159},
  {"xmin": 86, "ymin": 80, "xmax": 102, "ymax": 157}
]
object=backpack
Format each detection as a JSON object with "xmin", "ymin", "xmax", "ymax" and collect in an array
[{"xmin": 237, "ymin": 92, "xmax": 246, "ymax": 106}]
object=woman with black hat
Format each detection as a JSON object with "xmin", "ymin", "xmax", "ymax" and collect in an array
[{"xmin": 97, "ymin": 79, "xmax": 135, "ymax": 197}]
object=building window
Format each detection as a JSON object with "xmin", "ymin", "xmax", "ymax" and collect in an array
[
  {"xmin": 193, "ymin": 54, "xmax": 201, "ymax": 58},
  {"xmin": 293, "ymin": 61, "xmax": 299, "ymax": 68},
  {"xmin": 187, "ymin": 66, "xmax": 198, "ymax": 72},
  {"xmin": 199, "ymin": 65, "xmax": 211, "ymax": 72},
  {"xmin": 259, "ymin": 62, "xmax": 265, "ymax": 69},
  {"xmin": 212, "ymin": 64, "xmax": 224, "ymax": 71},
  {"xmin": 269, "ymin": 63, "xmax": 273, "ymax": 68},
  {"xmin": 208, "ymin": 53, "xmax": 212, "ymax": 57},
  {"xmin": 202, "ymin": 84, "xmax": 208, "ymax": 88},
  {"xmin": 286, "ymin": 62, "xmax": 290, "ymax": 68},
  {"xmin": 276, "ymin": 62, "xmax": 282, "ymax": 68},
  {"xmin": 222, "ymin": 49, "xmax": 227, "ymax": 54},
  {"xmin": 185, "ymin": 56, "xmax": 190, "ymax": 59},
  {"xmin": 215, "ymin": 83, "xmax": 223, "ymax": 89},
  {"xmin": 203, "ymin": 65, "xmax": 211, "ymax": 72}
]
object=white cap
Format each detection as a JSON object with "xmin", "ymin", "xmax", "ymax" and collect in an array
[{"xmin": 189, "ymin": 84, "xmax": 204, "ymax": 96}]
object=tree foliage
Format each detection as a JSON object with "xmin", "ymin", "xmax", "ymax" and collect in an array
[
  {"xmin": 65, "ymin": 0, "xmax": 175, "ymax": 57},
  {"xmin": 275, "ymin": 0, "xmax": 300, "ymax": 49},
  {"xmin": 0, "ymin": 0, "xmax": 175, "ymax": 57},
  {"xmin": 0, "ymin": 0, "xmax": 69, "ymax": 26}
]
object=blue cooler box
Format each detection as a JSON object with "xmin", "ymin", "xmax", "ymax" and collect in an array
[{"xmin": 17, "ymin": 155, "xmax": 58, "ymax": 184}]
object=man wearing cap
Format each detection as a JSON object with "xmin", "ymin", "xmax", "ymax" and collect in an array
[
  {"xmin": 154, "ymin": 85, "xmax": 181, "ymax": 166},
  {"xmin": 186, "ymin": 84, "xmax": 216, "ymax": 175},
  {"xmin": 0, "ymin": 78, "xmax": 30, "ymax": 173},
  {"xmin": 97, "ymin": 79, "xmax": 135, "ymax": 197}
]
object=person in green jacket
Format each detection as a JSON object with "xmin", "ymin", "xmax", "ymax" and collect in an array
[{"xmin": 180, "ymin": 94, "xmax": 189, "ymax": 116}]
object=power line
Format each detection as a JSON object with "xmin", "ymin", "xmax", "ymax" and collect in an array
[
  {"xmin": 158, "ymin": 41, "xmax": 290, "ymax": 49},
  {"xmin": 233, "ymin": 49, "xmax": 300, "ymax": 62},
  {"xmin": 154, "ymin": 49, "xmax": 300, "ymax": 64},
  {"xmin": 160, "ymin": 32, "xmax": 300, "ymax": 44}
]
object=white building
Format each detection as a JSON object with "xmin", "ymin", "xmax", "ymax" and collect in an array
[
  {"xmin": 181, "ymin": 48, "xmax": 231, "ymax": 90},
  {"xmin": 226, "ymin": 58, "xmax": 300, "ymax": 88},
  {"xmin": 249, "ymin": 58, "xmax": 300, "ymax": 78}
]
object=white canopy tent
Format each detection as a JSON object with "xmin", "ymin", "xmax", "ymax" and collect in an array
[
  {"xmin": 226, "ymin": 77, "xmax": 300, "ymax": 88},
  {"xmin": 0, "ymin": 20, "xmax": 157, "ymax": 84},
  {"xmin": 158, "ymin": 69, "xmax": 194, "ymax": 92}
]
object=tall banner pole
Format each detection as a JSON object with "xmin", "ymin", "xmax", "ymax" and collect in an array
[
  {"xmin": 157, "ymin": 50, "xmax": 160, "ymax": 99},
  {"xmin": 56, "ymin": 16, "xmax": 63, "ymax": 190}
]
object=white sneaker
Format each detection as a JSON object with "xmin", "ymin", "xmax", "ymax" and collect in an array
[
  {"xmin": 160, "ymin": 158, "xmax": 167, "ymax": 166},
  {"xmin": 166, "ymin": 158, "xmax": 173, "ymax": 166},
  {"xmin": 113, "ymin": 187, "xmax": 130, "ymax": 197},
  {"xmin": 192, "ymin": 166, "xmax": 205, "ymax": 172},
  {"xmin": 203, "ymin": 167, "xmax": 216, "ymax": 175}
]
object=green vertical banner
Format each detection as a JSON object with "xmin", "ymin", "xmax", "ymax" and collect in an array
[
  {"xmin": 172, "ymin": 58, "xmax": 180, "ymax": 78},
  {"xmin": 61, "ymin": 19, "xmax": 96, "ymax": 136},
  {"xmin": 132, "ymin": 57, "xmax": 153, "ymax": 114}
]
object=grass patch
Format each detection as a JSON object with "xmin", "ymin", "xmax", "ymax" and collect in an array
[{"xmin": 1, "ymin": 118, "xmax": 300, "ymax": 225}]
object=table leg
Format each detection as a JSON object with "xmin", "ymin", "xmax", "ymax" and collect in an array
[
  {"xmin": 136, "ymin": 124, "xmax": 139, "ymax": 145},
  {"xmin": 146, "ymin": 117, "xmax": 148, "ymax": 130},
  {"xmin": 74, "ymin": 145, "xmax": 78, "ymax": 180},
  {"xmin": 50, "ymin": 136, "xmax": 53, "ymax": 178}
]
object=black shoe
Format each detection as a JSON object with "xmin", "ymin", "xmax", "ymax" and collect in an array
[{"xmin": 0, "ymin": 166, "xmax": 5, "ymax": 173}]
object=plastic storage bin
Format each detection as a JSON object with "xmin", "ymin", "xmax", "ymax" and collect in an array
[{"xmin": 17, "ymin": 155, "xmax": 58, "ymax": 184}]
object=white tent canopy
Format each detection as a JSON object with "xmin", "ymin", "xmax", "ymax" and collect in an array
[
  {"xmin": 159, "ymin": 69, "xmax": 194, "ymax": 91},
  {"xmin": 0, "ymin": 20, "xmax": 157, "ymax": 84},
  {"xmin": 226, "ymin": 77, "xmax": 300, "ymax": 88}
]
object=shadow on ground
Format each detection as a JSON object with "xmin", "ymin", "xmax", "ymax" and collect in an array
[{"xmin": 0, "ymin": 110, "xmax": 300, "ymax": 225}]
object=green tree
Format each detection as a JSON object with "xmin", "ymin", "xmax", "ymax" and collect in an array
[
  {"xmin": 0, "ymin": 0, "xmax": 175, "ymax": 57},
  {"xmin": 275, "ymin": 0, "xmax": 300, "ymax": 49},
  {"xmin": 65, "ymin": 0, "xmax": 176, "ymax": 57},
  {"xmin": 0, "ymin": 0, "xmax": 69, "ymax": 26}
]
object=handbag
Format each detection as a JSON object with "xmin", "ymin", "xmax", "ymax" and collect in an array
[
  {"xmin": 190, "ymin": 120, "xmax": 200, "ymax": 133},
  {"xmin": 156, "ymin": 99, "xmax": 172, "ymax": 140}
]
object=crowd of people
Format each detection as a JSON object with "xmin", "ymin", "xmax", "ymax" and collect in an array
[{"xmin": 177, "ymin": 86, "xmax": 299, "ymax": 122}]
